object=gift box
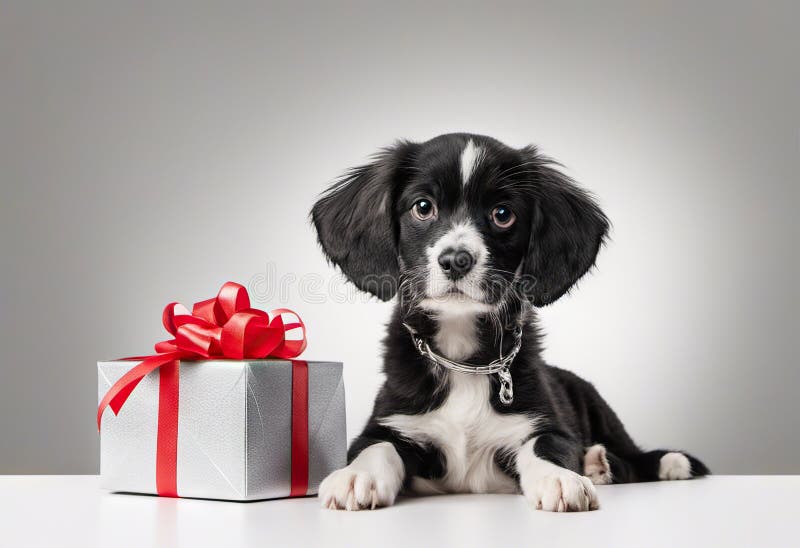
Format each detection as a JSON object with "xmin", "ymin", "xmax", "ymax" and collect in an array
[
  {"xmin": 96, "ymin": 282, "xmax": 346, "ymax": 501},
  {"xmin": 98, "ymin": 359, "xmax": 345, "ymax": 500}
]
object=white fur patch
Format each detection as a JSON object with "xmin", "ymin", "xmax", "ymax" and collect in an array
[
  {"xmin": 659, "ymin": 452, "xmax": 692, "ymax": 480},
  {"xmin": 517, "ymin": 438, "xmax": 599, "ymax": 512},
  {"xmin": 421, "ymin": 220, "xmax": 490, "ymax": 311},
  {"xmin": 380, "ymin": 372, "xmax": 535, "ymax": 495},
  {"xmin": 460, "ymin": 139, "xmax": 484, "ymax": 185},
  {"xmin": 433, "ymin": 313, "xmax": 478, "ymax": 361},
  {"xmin": 584, "ymin": 444, "xmax": 612, "ymax": 485},
  {"xmin": 319, "ymin": 442, "xmax": 405, "ymax": 510}
]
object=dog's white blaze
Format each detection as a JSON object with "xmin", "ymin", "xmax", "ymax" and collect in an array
[
  {"xmin": 460, "ymin": 139, "xmax": 484, "ymax": 185},
  {"xmin": 658, "ymin": 452, "xmax": 692, "ymax": 480},
  {"xmin": 380, "ymin": 372, "xmax": 536, "ymax": 495},
  {"xmin": 422, "ymin": 220, "xmax": 490, "ymax": 309}
]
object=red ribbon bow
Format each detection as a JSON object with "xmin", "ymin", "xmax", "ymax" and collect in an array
[
  {"xmin": 97, "ymin": 282, "xmax": 309, "ymax": 498},
  {"xmin": 97, "ymin": 281, "xmax": 306, "ymax": 430}
]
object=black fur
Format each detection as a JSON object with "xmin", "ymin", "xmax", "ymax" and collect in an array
[
  {"xmin": 312, "ymin": 133, "xmax": 708, "ymax": 493},
  {"xmin": 311, "ymin": 141, "xmax": 419, "ymax": 300}
]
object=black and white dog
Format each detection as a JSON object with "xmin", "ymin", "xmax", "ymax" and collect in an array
[{"xmin": 311, "ymin": 133, "xmax": 708, "ymax": 512}]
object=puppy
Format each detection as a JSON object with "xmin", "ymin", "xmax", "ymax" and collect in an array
[{"xmin": 311, "ymin": 133, "xmax": 708, "ymax": 512}]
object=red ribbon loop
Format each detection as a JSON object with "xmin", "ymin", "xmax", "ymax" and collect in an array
[{"xmin": 97, "ymin": 282, "xmax": 306, "ymax": 430}]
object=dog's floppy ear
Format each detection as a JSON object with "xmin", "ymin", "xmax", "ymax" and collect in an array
[
  {"xmin": 311, "ymin": 141, "xmax": 416, "ymax": 301},
  {"xmin": 521, "ymin": 155, "xmax": 610, "ymax": 307}
]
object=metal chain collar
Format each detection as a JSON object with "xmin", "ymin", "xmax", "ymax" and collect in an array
[{"xmin": 403, "ymin": 322, "xmax": 523, "ymax": 405}]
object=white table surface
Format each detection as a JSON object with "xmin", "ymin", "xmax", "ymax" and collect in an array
[{"xmin": 0, "ymin": 475, "xmax": 794, "ymax": 547}]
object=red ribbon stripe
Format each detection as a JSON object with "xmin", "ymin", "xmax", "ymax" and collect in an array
[{"xmin": 290, "ymin": 360, "xmax": 309, "ymax": 497}]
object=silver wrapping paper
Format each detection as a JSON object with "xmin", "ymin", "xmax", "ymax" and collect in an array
[{"xmin": 98, "ymin": 359, "xmax": 346, "ymax": 501}]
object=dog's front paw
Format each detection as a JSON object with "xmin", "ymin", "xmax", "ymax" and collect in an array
[
  {"xmin": 319, "ymin": 442, "xmax": 404, "ymax": 511},
  {"xmin": 523, "ymin": 470, "xmax": 599, "ymax": 512},
  {"xmin": 318, "ymin": 467, "xmax": 394, "ymax": 510}
]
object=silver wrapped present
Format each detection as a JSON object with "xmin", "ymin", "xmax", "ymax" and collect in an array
[{"xmin": 98, "ymin": 359, "xmax": 346, "ymax": 501}]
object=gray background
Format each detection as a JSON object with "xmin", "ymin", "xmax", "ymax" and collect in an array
[{"xmin": 1, "ymin": 1, "xmax": 798, "ymax": 474}]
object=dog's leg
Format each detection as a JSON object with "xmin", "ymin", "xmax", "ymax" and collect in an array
[
  {"xmin": 319, "ymin": 441, "xmax": 405, "ymax": 510},
  {"xmin": 621, "ymin": 449, "xmax": 710, "ymax": 482},
  {"xmin": 517, "ymin": 434, "xmax": 599, "ymax": 512},
  {"xmin": 582, "ymin": 446, "xmax": 710, "ymax": 484}
]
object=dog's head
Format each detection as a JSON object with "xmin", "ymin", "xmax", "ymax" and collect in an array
[{"xmin": 311, "ymin": 133, "xmax": 608, "ymax": 312}]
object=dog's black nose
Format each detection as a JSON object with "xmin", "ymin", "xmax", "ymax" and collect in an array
[{"xmin": 438, "ymin": 248, "xmax": 474, "ymax": 279}]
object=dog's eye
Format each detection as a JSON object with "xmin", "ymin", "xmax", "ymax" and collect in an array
[
  {"xmin": 411, "ymin": 199, "xmax": 437, "ymax": 221},
  {"xmin": 491, "ymin": 206, "xmax": 516, "ymax": 228}
]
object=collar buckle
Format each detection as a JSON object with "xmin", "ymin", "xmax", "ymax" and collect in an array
[{"xmin": 403, "ymin": 321, "xmax": 523, "ymax": 405}]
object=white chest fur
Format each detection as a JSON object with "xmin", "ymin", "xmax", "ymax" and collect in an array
[{"xmin": 379, "ymin": 372, "xmax": 536, "ymax": 494}]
